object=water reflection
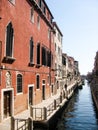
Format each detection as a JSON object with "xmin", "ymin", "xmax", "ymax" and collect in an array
[{"xmin": 55, "ymin": 81, "xmax": 98, "ymax": 130}]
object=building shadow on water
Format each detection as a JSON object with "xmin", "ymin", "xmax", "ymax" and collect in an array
[
  {"xmin": 91, "ymin": 93, "xmax": 98, "ymax": 124},
  {"xmin": 33, "ymin": 89, "xmax": 84, "ymax": 130},
  {"xmin": 54, "ymin": 89, "xmax": 80, "ymax": 130},
  {"xmin": 55, "ymin": 83, "xmax": 98, "ymax": 130}
]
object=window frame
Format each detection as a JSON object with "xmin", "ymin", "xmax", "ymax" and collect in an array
[
  {"xmin": 30, "ymin": 6, "xmax": 34, "ymax": 23},
  {"xmin": 37, "ymin": 15, "xmax": 40, "ymax": 30},
  {"xmin": 6, "ymin": 22, "xmax": 14, "ymax": 58},
  {"xmin": 42, "ymin": 47, "xmax": 47, "ymax": 66},
  {"xmin": 36, "ymin": 43, "xmax": 40, "ymax": 65},
  {"xmin": 8, "ymin": 0, "xmax": 15, "ymax": 5},
  {"xmin": 29, "ymin": 37, "xmax": 34, "ymax": 66},
  {"xmin": 17, "ymin": 74, "xmax": 23, "ymax": 94},
  {"xmin": 36, "ymin": 74, "xmax": 40, "ymax": 89},
  {"xmin": 2, "ymin": 22, "xmax": 16, "ymax": 63},
  {"xmin": 38, "ymin": 0, "xmax": 41, "ymax": 8}
]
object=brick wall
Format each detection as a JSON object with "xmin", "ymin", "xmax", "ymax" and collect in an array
[{"xmin": 0, "ymin": 0, "xmax": 55, "ymax": 117}]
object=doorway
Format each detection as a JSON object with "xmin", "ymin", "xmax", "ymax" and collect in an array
[
  {"xmin": 29, "ymin": 86, "xmax": 33, "ymax": 105},
  {"xmin": 1, "ymin": 89, "xmax": 14, "ymax": 121},
  {"xmin": 4, "ymin": 91, "xmax": 12, "ymax": 118},
  {"xmin": 28, "ymin": 85, "xmax": 34, "ymax": 107}
]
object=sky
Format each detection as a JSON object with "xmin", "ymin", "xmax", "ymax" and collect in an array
[{"xmin": 45, "ymin": 0, "xmax": 98, "ymax": 75}]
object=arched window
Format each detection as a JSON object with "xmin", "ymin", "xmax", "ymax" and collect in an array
[
  {"xmin": 6, "ymin": 22, "xmax": 14, "ymax": 57},
  {"xmin": 17, "ymin": 74, "xmax": 22, "ymax": 93}
]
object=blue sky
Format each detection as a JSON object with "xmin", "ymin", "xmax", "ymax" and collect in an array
[{"xmin": 45, "ymin": 0, "xmax": 98, "ymax": 75}]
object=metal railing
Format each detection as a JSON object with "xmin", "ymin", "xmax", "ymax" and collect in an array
[
  {"xmin": 30, "ymin": 107, "xmax": 44, "ymax": 121},
  {"xmin": 11, "ymin": 117, "xmax": 33, "ymax": 130},
  {"xmin": 30, "ymin": 95, "xmax": 65, "ymax": 121},
  {"xmin": 47, "ymin": 102, "xmax": 54, "ymax": 116},
  {"xmin": 55, "ymin": 97, "xmax": 61, "ymax": 107}
]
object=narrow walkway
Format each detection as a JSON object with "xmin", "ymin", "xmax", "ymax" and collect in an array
[
  {"xmin": 0, "ymin": 92, "xmax": 61, "ymax": 130},
  {"xmin": 0, "ymin": 82, "xmax": 76, "ymax": 130}
]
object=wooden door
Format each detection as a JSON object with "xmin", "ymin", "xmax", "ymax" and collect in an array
[
  {"xmin": 4, "ymin": 91, "xmax": 11, "ymax": 118},
  {"xmin": 29, "ymin": 87, "xmax": 33, "ymax": 105}
]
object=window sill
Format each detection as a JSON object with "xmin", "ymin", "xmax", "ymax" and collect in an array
[
  {"xmin": 16, "ymin": 92, "xmax": 23, "ymax": 95},
  {"xmin": 2, "ymin": 56, "xmax": 16, "ymax": 64},
  {"xmin": 30, "ymin": 19, "xmax": 34, "ymax": 24},
  {"xmin": 36, "ymin": 88, "xmax": 40, "ymax": 90},
  {"xmin": 28, "ymin": 62, "xmax": 35, "ymax": 67},
  {"xmin": 36, "ymin": 64, "xmax": 41, "ymax": 68}
]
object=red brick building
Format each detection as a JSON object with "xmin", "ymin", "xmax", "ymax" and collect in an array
[{"xmin": 0, "ymin": 0, "xmax": 55, "ymax": 122}]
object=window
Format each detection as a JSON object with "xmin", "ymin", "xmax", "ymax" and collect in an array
[
  {"xmin": 17, "ymin": 74, "xmax": 23, "ymax": 93},
  {"xmin": 55, "ymin": 43, "xmax": 56, "ymax": 51},
  {"xmin": 62, "ymin": 56, "xmax": 66, "ymax": 65},
  {"xmin": 50, "ymin": 16, "xmax": 52, "ymax": 24},
  {"xmin": 8, "ymin": 0, "xmax": 15, "ymax": 5},
  {"xmin": 42, "ymin": 80, "xmax": 45, "ymax": 84},
  {"xmin": 29, "ymin": 37, "xmax": 34, "ymax": 64},
  {"xmin": 42, "ymin": 47, "xmax": 46, "ymax": 66},
  {"xmin": 36, "ymin": 43, "xmax": 40, "ymax": 65},
  {"xmin": 38, "ymin": 0, "xmax": 41, "ymax": 8},
  {"xmin": 31, "ymin": 7, "xmax": 34, "ymax": 23},
  {"xmin": 47, "ymin": 75, "xmax": 50, "ymax": 85},
  {"xmin": 42, "ymin": 49, "xmax": 51, "ymax": 67},
  {"xmin": 6, "ymin": 22, "xmax": 14, "ymax": 57},
  {"xmin": 55, "ymin": 63, "xmax": 57, "ymax": 75},
  {"xmin": 2, "ymin": 22, "xmax": 15, "ymax": 63},
  {"xmin": 41, "ymin": 2, "xmax": 46, "ymax": 14},
  {"xmin": 51, "ymin": 53, "xmax": 53, "ymax": 68},
  {"xmin": 58, "ymin": 65, "xmax": 61, "ymax": 77},
  {"xmin": 44, "ymin": 6, "xmax": 46, "ymax": 14},
  {"xmin": 58, "ymin": 47, "xmax": 60, "ymax": 54},
  {"xmin": 42, "ymin": 47, "xmax": 51, "ymax": 67},
  {"xmin": 37, "ymin": 15, "xmax": 40, "ymax": 30},
  {"xmin": 48, "ymin": 28, "xmax": 50, "ymax": 39},
  {"xmin": 58, "ymin": 32, "xmax": 60, "ymax": 41},
  {"xmin": 36, "ymin": 75, "xmax": 40, "ymax": 89},
  {"xmin": 47, "ymin": 51, "xmax": 51, "ymax": 67},
  {"xmin": 55, "ymin": 63, "xmax": 57, "ymax": 70}
]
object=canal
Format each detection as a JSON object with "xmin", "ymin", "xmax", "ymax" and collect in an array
[{"xmin": 55, "ymin": 80, "xmax": 98, "ymax": 130}]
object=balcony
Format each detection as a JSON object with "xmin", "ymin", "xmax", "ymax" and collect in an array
[{"xmin": 2, "ymin": 56, "xmax": 16, "ymax": 64}]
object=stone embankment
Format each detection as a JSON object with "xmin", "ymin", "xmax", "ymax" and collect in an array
[
  {"xmin": 32, "ymin": 82, "xmax": 78, "ymax": 130},
  {"xmin": 90, "ymin": 77, "xmax": 98, "ymax": 110},
  {"xmin": 0, "ymin": 81, "xmax": 80, "ymax": 130}
]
